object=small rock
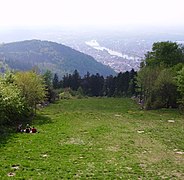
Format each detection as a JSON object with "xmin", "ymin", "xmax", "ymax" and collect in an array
[
  {"xmin": 42, "ymin": 154, "xmax": 48, "ymax": 157},
  {"xmin": 175, "ymin": 151, "xmax": 184, "ymax": 155},
  {"xmin": 137, "ymin": 130, "xmax": 144, "ymax": 134},
  {"xmin": 11, "ymin": 165, "xmax": 20, "ymax": 170},
  {"xmin": 168, "ymin": 120, "xmax": 175, "ymax": 123},
  {"xmin": 7, "ymin": 172, "xmax": 16, "ymax": 177},
  {"xmin": 114, "ymin": 114, "xmax": 122, "ymax": 117}
]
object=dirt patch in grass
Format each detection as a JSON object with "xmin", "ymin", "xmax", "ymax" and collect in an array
[
  {"xmin": 135, "ymin": 136, "xmax": 173, "ymax": 164},
  {"xmin": 60, "ymin": 137, "xmax": 85, "ymax": 145},
  {"xmin": 106, "ymin": 145, "xmax": 120, "ymax": 152}
]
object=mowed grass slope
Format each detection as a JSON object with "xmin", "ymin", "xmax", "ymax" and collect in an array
[{"xmin": 0, "ymin": 98, "xmax": 184, "ymax": 179}]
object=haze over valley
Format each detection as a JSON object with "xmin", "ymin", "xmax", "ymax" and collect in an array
[{"xmin": 0, "ymin": 26, "xmax": 184, "ymax": 73}]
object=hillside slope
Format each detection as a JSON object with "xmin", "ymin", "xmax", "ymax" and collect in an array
[
  {"xmin": 0, "ymin": 98, "xmax": 183, "ymax": 178},
  {"xmin": 0, "ymin": 40, "xmax": 116, "ymax": 77}
]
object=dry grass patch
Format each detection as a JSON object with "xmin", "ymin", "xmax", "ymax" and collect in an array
[{"xmin": 135, "ymin": 136, "xmax": 174, "ymax": 164}]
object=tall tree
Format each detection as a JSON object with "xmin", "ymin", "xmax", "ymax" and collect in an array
[
  {"xmin": 104, "ymin": 75, "xmax": 116, "ymax": 97},
  {"xmin": 146, "ymin": 41, "xmax": 184, "ymax": 67},
  {"xmin": 176, "ymin": 67, "xmax": 184, "ymax": 106},
  {"xmin": 71, "ymin": 70, "xmax": 81, "ymax": 91},
  {"xmin": 80, "ymin": 72, "xmax": 91, "ymax": 96},
  {"xmin": 43, "ymin": 70, "xmax": 58, "ymax": 103},
  {"xmin": 89, "ymin": 73, "xmax": 104, "ymax": 96},
  {"xmin": 150, "ymin": 69, "xmax": 178, "ymax": 109},
  {"xmin": 128, "ymin": 69, "xmax": 137, "ymax": 96},
  {"xmin": 43, "ymin": 70, "xmax": 52, "ymax": 88},
  {"xmin": 53, "ymin": 73, "xmax": 59, "ymax": 89},
  {"xmin": 136, "ymin": 41, "xmax": 184, "ymax": 109},
  {"xmin": 136, "ymin": 65, "xmax": 163, "ymax": 108}
]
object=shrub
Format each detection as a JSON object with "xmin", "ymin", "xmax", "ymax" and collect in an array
[{"xmin": 0, "ymin": 81, "xmax": 25, "ymax": 125}]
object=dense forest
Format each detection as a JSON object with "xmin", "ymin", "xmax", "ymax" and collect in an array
[
  {"xmin": 1, "ymin": 41, "xmax": 184, "ymax": 129},
  {"xmin": 51, "ymin": 69, "xmax": 137, "ymax": 97}
]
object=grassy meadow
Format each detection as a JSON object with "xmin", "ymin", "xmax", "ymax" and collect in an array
[{"xmin": 0, "ymin": 98, "xmax": 184, "ymax": 179}]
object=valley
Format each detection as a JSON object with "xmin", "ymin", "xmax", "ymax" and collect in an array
[{"xmin": 0, "ymin": 27, "xmax": 184, "ymax": 73}]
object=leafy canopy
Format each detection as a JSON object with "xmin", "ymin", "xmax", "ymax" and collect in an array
[
  {"xmin": 14, "ymin": 71, "xmax": 46, "ymax": 113},
  {"xmin": 0, "ymin": 76, "xmax": 25, "ymax": 124},
  {"xmin": 136, "ymin": 41, "xmax": 184, "ymax": 109},
  {"xmin": 145, "ymin": 41, "xmax": 184, "ymax": 67}
]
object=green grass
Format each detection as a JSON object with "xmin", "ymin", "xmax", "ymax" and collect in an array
[{"xmin": 0, "ymin": 98, "xmax": 184, "ymax": 179}]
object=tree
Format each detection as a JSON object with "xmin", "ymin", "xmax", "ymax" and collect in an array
[
  {"xmin": 88, "ymin": 73, "xmax": 104, "ymax": 96},
  {"xmin": 71, "ymin": 70, "xmax": 81, "ymax": 91},
  {"xmin": 176, "ymin": 67, "xmax": 184, "ymax": 106},
  {"xmin": 128, "ymin": 69, "xmax": 137, "ymax": 96},
  {"xmin": 136, "ymin": 41, "xmax": 184, "ymax": 109},
  {"xmin": 136, "ymin": 65, "xmax": 162, "ymax": 108},
  {"xmin": 104, "ymin": 75, "xmax": 116, "ymax": 97},
  {"xmin": 43, "ymin": 70, "xmax": 57, "ymax": 102},
  {"xmin": 146, "ymin": 41, "xmax": 184, "ymax": 67},
  {"xmin": 14, "ymin": 71, "xmax": 46, "ymax": 114},
  {"xmin": 43, "ymin": 70, "xmax": 52, "ymax": 88},
  {"xmin": 149, "ymin": 69, "xmax": 178, "ymax": 109},
  {"xmin": 53, "ymin": 73, "xmax": 59, "ymax": 89},
  {"xmin": 80, "ymin": 72, "xmax": 91, "ymax": 95},
  {"xmin": 0, "ymin": 76, "xmax": 25, "ymax": 124}
]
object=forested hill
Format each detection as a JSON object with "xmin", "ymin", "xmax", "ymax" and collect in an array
[{"xmin": 0, "ymin": 40, "xmax": 116, "ymax": 77}]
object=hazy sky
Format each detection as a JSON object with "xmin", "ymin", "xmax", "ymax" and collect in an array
[{"xmin": 0, "ymin": 0, "xmax": 184, "ymax": 28}]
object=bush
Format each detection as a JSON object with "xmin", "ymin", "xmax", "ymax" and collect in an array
[
  {"xmin": 0, "ymin": 81, "xmax": 25, "ymax": 125},
  {"xmin": 59, "ymin": 91, "xmax": 73, "ymax": 99}
]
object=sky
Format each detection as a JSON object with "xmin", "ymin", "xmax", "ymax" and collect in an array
[{"xmin": 0, "ymin": 0, "xmax": 184, "ymax": 29}]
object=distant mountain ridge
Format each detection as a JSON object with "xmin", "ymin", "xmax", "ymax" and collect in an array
[{"xmin": 0, "ymin": 40, "xmax": 116, "ymax": 77}]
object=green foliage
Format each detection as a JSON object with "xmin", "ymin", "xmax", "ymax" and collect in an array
[
  {"xmin": 59, "ymin": 91, "xmax": 73, "ymax": 99},
  {"xmin": 155, "ymin": 69, "xmax": 177, "ymax": 104},
  {"xmin": 14, "ymin": 71, "xmax": 46, "ymax": 114},
  {"xmin": 59, "ymin": 88, "xmax": 73, "ymax": 100},
  {"xmin": 60, "ymin": 70, "xmax": 137, "ymax": 98},
  {"xmin": 176, "ymin": 67, "xmax": 184, "ymax": 105},
  {"xmin": 43, "ymin": 70, "xmax": 52, "ymax": 88},
  {"xmin": 77, "ymin": 86, "xmax": 85, "ymax": 98},
  {"xmin": 53, "ymin": 73, "xmax": 59, "ymax": 89},
  {"xmin": 59, "ymin": 88, "xmax": 85, "ymax": 99},
  {"xmin": 70, "ymin": 70, "xmax": 81, "ymax": 91},
  {"xmin": 137, "ymin": 41, "xmax": 184, "ymax": 109},
  {"xmin": 147, "ymin": 69, "xmax": 178, "ymax": 109},
  {"xmin": 136, "ymin": 66, "xmax": 161, "ymax": 101},
  {"xmin": 0, "ymin": 76, "xmax": 25, "ymax": 124},
  {"xmin": 146, "ymin": 41, "xmax": 184, "ymax": 67}
]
